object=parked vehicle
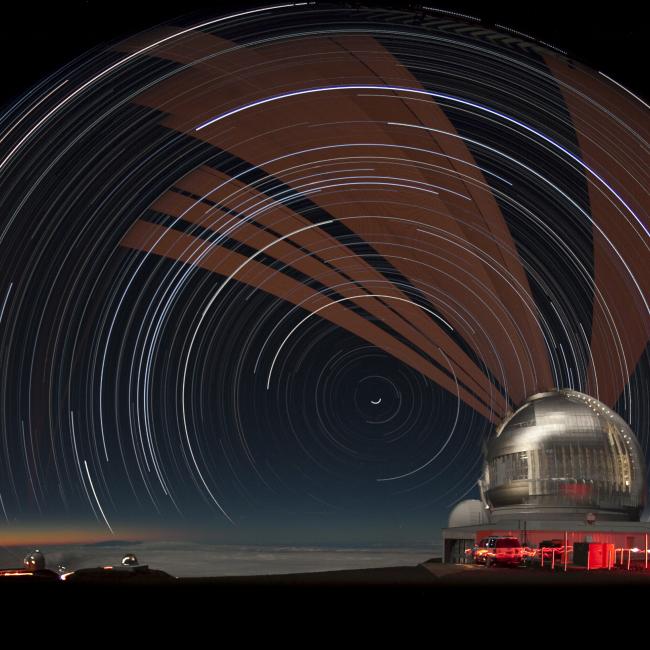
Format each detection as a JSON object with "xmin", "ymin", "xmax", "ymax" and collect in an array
[
  {"xmin": 474, "ymin": 536, "xmax": 524, "ymax": 567},
  {"xmin": 469, "ymin": 538, "xmax": 490, "ymax": 564}
]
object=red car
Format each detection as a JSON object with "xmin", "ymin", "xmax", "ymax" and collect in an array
[
  {"xmin": 475, "ymin": 536, "xmax": 524, "ymax": 567},
  {"xmin": 470, "ymin": 538, "xmax": 490, "ymax": 564}
]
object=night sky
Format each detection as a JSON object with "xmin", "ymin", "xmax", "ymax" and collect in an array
[{"xmin": 0, "ymin": 2, "xmax": 647, "ymax": 550}]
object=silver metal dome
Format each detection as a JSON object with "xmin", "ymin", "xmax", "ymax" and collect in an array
[
  {"xmin": 23, "ymin": 549, "xmax": 45, "ymax": 571},
  {"xmin": 479, "ymin": 390, "xmax": 647, "ymax": 521},
  {"xmin": 121, "ymin": 553, "xmax": 139, "ymax": 566}
]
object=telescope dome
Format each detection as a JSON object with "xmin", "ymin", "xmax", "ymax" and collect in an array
[
  {"xmin": 23, "ymin": 550, "xmax": 45, "ymax": 571},
  {"xmin": 479, "ymin": 390, "xmax": 646, "ymax": 521},
  {"xmin": 448, "ymin": 499, "xmax": 490, "ymax": 528},
  {"xmin": 122, "ymin": 553, "xmax": 139, "ymax": 566}
]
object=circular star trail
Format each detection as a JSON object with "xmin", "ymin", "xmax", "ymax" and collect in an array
[{"xmin": 0, "ymin": 3, "xmax": 647, "ymax": 539}]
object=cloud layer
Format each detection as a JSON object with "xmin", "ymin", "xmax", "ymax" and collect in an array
[{"xmin": 3, "ymin": 541, "xmax": 439, "ymax": 578}]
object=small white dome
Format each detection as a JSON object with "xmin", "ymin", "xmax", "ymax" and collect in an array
[{"xmin": 448, "ymin": 499, "xmax": 490, "ymax": 528}]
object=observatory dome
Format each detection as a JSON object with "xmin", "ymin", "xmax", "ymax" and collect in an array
[
  {"xmin": 479, "ymin": 390, "xmax": 646, "ymax": 522},
  {"xmin": 23, "ymin": 550, "xmax": 45, "ymax": 571},
  {"xmin": 448, "ymin": 499, "xmax": 490, "ymax": 528}
]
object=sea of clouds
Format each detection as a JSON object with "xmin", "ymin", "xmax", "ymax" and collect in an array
[{"xmin": 4, "ymin": 541, "xmax": 439, "ymax": 578}]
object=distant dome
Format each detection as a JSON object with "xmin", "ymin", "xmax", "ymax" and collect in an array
[
  {"xmin": 23, "ymin": 549, "xmax": 45, "ymax": 571},
  {"xmin": 480, "ymin": 389, "xmax": 647, "ymax": 521},
  {"xmin": 121, "ymin": 553, "xmax": 139, "ymax": 566},
  {"xmin": 448, "ymin": 499, "xmax": 490, "ymax": 528}
]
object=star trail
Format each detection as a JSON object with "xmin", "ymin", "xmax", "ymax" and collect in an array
[{"xmin": 0, "ymin": 3, "xmax": 647, "ymax": 545}]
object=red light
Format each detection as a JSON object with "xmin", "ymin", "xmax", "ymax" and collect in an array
[
  {"xmin": 560, "ymin": 483, "xmax": 592, "ymax": 498},
  {"xmin": 0, "ymin": 570, "xmax": 34, "ymax": 577},
  {"xmin": 586, "ymin": 543, "xmax": 614, "ymax": 569}
]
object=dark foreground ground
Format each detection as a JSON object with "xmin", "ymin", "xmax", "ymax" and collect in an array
[
  {"xmin": 166, "ymin": 560, "xmax": 650, "ymax": 587},
  {"xmin": 4, "ymin": 560, "xmax": 650, "ymax": 619}
]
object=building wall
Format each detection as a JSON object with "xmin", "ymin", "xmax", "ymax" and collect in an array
[
  {"xmin": 475, "ymin": 529, "xmax": 649, "ymax": 549},
  {"xmin": 442, "ymin": 522, "xmax": 650, "ymax": 562}
]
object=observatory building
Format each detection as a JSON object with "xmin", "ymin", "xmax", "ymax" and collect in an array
[{"xmin": 443, "ymin": 389, "xmax": 650, "ymax": 563}]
